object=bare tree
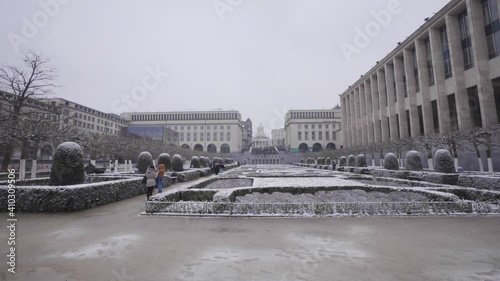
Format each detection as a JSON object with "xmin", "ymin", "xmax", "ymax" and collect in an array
[{"xmin": 0, "ymin": 51, "xmax": 58, "ymax": 171}]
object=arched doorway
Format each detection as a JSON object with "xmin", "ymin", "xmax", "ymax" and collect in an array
[
  {"xmin": 194, "ymin": 144, "xmax": 203, "ymax": 152},
  {"xmin": 207, "ymin": 144, "xmax": 217, "ymax": 153},
  {"xmin": 326, "ymin": 143, "xmax": 337, "ymax": 151},
  {"xmin": 313, "ymin": 143, "xmax": 323, "ymax": 152},
  {"xmin": 220, "ymin": 144, "xmax": 230, "ymax": 154},
  {"xmin": 299, "ymin": 143, "xmax": 308, "ymax": 153},
  {"xmin": 181, "ymin": 144, "xmax": 190, "ymax": 150}
]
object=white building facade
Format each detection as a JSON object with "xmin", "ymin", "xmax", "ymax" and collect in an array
[
  {"xmin": 340, "ymin": 0, "xmax": 500, "ymax": 148},
  {"xmin": 121, "ymin": 110, "xmax": 244, "ymax": 153},
  {"xmin": 284, "ymin": 107, "xmax": 343, "ymax": 153},
  {"xmin": 271, "ymin": 128, "xmax": 286, "ymax": 147}
]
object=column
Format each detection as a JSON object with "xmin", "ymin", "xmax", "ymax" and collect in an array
[
  {"xmin": 415, "ymin": 36, "xmax": 435, "ymax": 135},
  {"xmin": 342, "ymin": 96, "xmax": 350, "ymax": 148},
  {"xmin": 394, "ymin": 56, "xmax": 409, "ymax": 139},
  {"xmin": 349, "ymin": 92, "xmax": 356, "ymax": 147},
  {"xmin": 429, "ymin": 27, "xmax": 452, "ymax": 133},
  {"xmin": 359, "ymin": 83, "xmax": 368, "ymax": 145},
  {"xmin": 364, "ymin": 79, "xmax": 375, "ymax": 144},
  {"xmin": 446, "ymin": 14, "xmax": 472, "ymax": 129},
  {"xmin": 31, "ymin": 160, "xmax": 37, "ymax": 179},
  {"xmin": 354, "ymin": 88, "xmax": 361, "ymax": 147},
  {"xmin": 378, "ymin": 69, "xmax": 390, "ymax": 142},
  {"xmin": 403, "ymin": 49, "xmax": 420, "ymax": 137},
  {"xmin": 467, "ymin": 0, "xmax": 498, "ymax": 126},
  {"xmin": 385, "ymin": 63, "xmax": 399, "ymax": 140},
  {"xmin": 370, "ymin": 75, "xmax": 382, "ymax": 143}
]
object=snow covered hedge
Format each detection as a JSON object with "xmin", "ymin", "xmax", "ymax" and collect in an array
[
  {"xmin": 457, "ymin": 175, "xmax": 500, "ymax": 191},
  {"xmin": 191, "ymin": 156, "xmax": 201, "ymax": 168},
  {"xmin": 347, "ymin": 155, "xmax": 356, "ymax": 167},
  {"xmin": 434, "ymin": 149, "xmax": 456, "ymax": 173},
  {"xmin": 0, "ymin": 177, "xmax": 145, "ymax": 212},
  {"xmin": 158, "ymin": 153, "xmax": 172, "ymax": 171},
  {"xmin": 406, "ymin": 151, "xmax": 422, "ymax": 171},
  {"xmin": 137, "ymin": 151, "xmax": 153, "ymax": 173},
  {"xmin": 339, "ymin": 157, "xmax": 347, "ymax": 167},
  {"xmin": 356, "ymin": 154, "xmax": 367, "ymax": 167},
  {"xmin": 172, "ymin": 154, "xmax": 184, "ymax": 172},
  {"xmin": 384, "ymin": 153, "xmax": 399, "ymax": 170}
]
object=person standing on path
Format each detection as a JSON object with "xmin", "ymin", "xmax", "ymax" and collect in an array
[
  {"xmin": 156, "ymin": 164, "xmax": 165, "ymax": 193},
  {"xmin": 145, "ymin": 165, "xmax": 157, "ymax": 200}
]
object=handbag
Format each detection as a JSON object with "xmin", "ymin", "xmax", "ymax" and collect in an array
[{"xmin": 141, "ymin": 175, "xmax": 147, "ymax": 184}]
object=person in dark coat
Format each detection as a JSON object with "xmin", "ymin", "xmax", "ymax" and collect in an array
[{"xmin": 213, "ymin": 164, "xmax": 220, "ymax": 175}]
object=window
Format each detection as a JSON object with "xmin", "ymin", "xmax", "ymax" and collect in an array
[
  {"xmin": 305, "ymin": 131, "xmax": 309, "ymax": 140},
  {"xmin": 431, "ymin": 100, "xmax": 440, "ymax": 133},
  {"xmin": 418, "ymin": 105, "xmax": 424, "ymax": 136},
  {"xmin": 312, "ymin": 124, "xmax": 315, "ymax": 129},
  {"xmin": 207, "ymin": 125, "xmax": 210, "ymax": 130},
  {"xmin": 325, "ymin": 124, "xmax": 329, "ymax": 129},
  {"xmin": 447, "ymin": 94, "xmax": 459, "ymax": 131},
  {"xmin": 193, "ymin": 133, "xmax": 197, "ymax": 141},
  {"xmin": 220, "ymin": 125, "xmax": 224, "ymax": 130},
  {"xmin": 458, "ymin": 10, "xmax": 474, "ymax": 70},
  {"xmin": 298, "ymin": 125, "xmax": 302, "ymax": 129},
  {"xmin": 482, "ymin": 0, "xmax": 500, "ymax": 59},
  {"xmin": 206, "ymin": 133, "xmax": 210, "ymax": 141},
  {"xmin": 326, "ymin": 131, "xmax": 330, "ymax": 140},
  {"xmin": 305, "ymin": 125, "xmax": 309, "ymax": 129},
  {"xmin": 412, "ymin": 48, "xmax": 420, "ymax": 92},
  {"xmin": 425, "ymin": 38, "xmax": 435, "ymax": 86},
  {"xmin": 227, "ymin": 132, "xmax": 230, "ymax": 141},
  {"xmin": 319, "ymin": 132, "xmax": 323, "ymax": 141},
  {"xmin": 332, "ymin": 132, "xmax": 336, "ymax": 140},
  {"xmin": 298, "ymin": 131, "xmax": 302, "ymax": 141},
  {"xmin": 180, "ymin": 133, "xmax": 184, "ymax": 141},
  {"xmin": 181, "ymin": 126, "xmax": 184, "ymax": 131},
  {"xmin": 402, "ymin": 57, "xmax": 408, "ymax": 97},
  {"xmin": 174, "ymin": 126, "xmax": 178, "ymax": 130},
  {"xmin": 213, "ymin": 132, "xmax": 217, "ymax": 141},
  {"xmin": 312, "ymin": 131, "xmax": 316, "ymax": 141},
  {"xmin": 227, "ymin": 126, "xmax": 230, "ymax": 130},
  {"xmin": 440, "ymin": 25, "xmax": 453, "ymax": 78},
  {"xmin": 468, "ymin": 86, "xmax": 483, "ymax": 127},
  {"xmin": 200, "ymin": 126, "xmax": 204, "ymax": 130},
  {"xmin": 220, "ymin": 132, "xmax": 224, "ymax": 140}
]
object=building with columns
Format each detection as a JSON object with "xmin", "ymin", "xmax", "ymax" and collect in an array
[
  {"xmin": 121, "ymin": 110, "xmax": 244, "ymax": 153},
  {"xmin": 271, "ymin": 128, "xmax": 286, "ymax": 148},
  {"xmin": 341, "ymin": 0, "xmax": 500, "ymax": 148},
  {"xmin": 252, "ymin": 124, "xmax": 271, "ymax": 148},
  {"xmin": 284, "ymin": 107, "xmax": 343, "ymax": 153}
]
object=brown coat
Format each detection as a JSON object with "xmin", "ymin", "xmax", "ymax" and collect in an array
[{"xmin": 157, "ymin": 164, "xmax": 165, "ymax": 178}]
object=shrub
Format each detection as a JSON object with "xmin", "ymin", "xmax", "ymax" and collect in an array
[
  {"xmin": 356, "ymin": 154, "xmax": 367, "ymax": 167},
  {"xmin": 224, "ymin": 158, "xmax": 233, "ymax": 164},
  {"xmin": 49, "ymin": 142, "xmax": 85, "ymax": 186},
  {"xmin": 172, "ymin": 154, "xmax": 184, "ymax": 172},
  {"xmin": 347, "ymin": 155, "xmax": 356, "ymax": 166},
  {"xmin": 199, "ymin": 157, "xmax": 207, "ymax": 167},
  {"xmin": 339, "ymin": 156, "xmax": 347, "ymax": 167},
  {"xmin": 326, "ymin": 157, "xmax": 332, "ymax": 165},
  {"xmin": 157, "ymin": 153, "xmax": 172, "ymax": 171},
  {"xmin": 137, "ymin": 151, "xmax": 153, "ymax": 173},
  {"xmin": 434, "ymin": 149, "xmax": 456, "ymax": 173},
  {"xmin": 406, "ymin": 150, "xmax": 422, "ymax": 171},
  {"xmin": 300, "ymin": 159, "xmax": 305, "ymax": 163},
  {"xmin": 384, "ymin": 153, "xmax": 399, "ymax": 170},
  {"xmin": 191, "ymin": 156, "xmax": 201, "ymax": 168}
]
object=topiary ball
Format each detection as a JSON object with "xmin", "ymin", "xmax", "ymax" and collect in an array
[
  {"xmin": 434, "ymin": 149, "xmax": 456, "ymax": 173},
  {"xmin": 326, "ymin": 157, "xmax": 332, "ymax": 165},
  {"xmin": 191, "ymin": 156, "xmax": 201, "ymax": 168},
  {"xmin": 172, "ymin": 154, "xmax": 184, "ymax": 172},
  {"xmin": 137, "ymin": 151, "xmax": 153, "ymax": 174},
  {"xmin": 339, "ymin": 156, "xmax": 347, "ymax": 167},
  {"xmin": 157, "ymin": 153, "xmax": 172, "ymax": 171},
  {"xmin": 49, "ymin": 142, "xmax": 84, "ymax": 186},
  {"xmin": 347, "ymin": 155, "xmax": 356, "ymax": 167},
  {"xmin": 384, "ymin": 153, "xmax": 399, "ymax": 170},
  {"xmin": 406, "ymin": 150, "xmax": 423, "ymax": 171},
  {"xmin": 356, "ymin": 154, "xmax": 367, "ymax": 167},
  {"xmin": 199, "ymin": 157, "xmax": 207, "ymax": 167}
]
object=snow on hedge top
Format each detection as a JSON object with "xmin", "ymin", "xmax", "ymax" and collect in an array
[
  {"xmin": 57, "ymin": 142, "xmax": 82, "ymax": 152},
  {"xmin": 252, "ymin": 177, "xmax": 366, "ymax": 188}
]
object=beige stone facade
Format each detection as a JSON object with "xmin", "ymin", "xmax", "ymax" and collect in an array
[{"xmin": 341, "ymin": 0, "xmax": 500, "ymax": 148}]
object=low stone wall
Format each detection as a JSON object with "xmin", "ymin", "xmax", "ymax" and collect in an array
[{"xmin": 0, "ymin": 177, "xmax": 144, "ymax": 212}]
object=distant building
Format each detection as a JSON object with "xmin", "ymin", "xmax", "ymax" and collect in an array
[
  {"xmin": 40, "ymin": 98, "xmax": 129, "ymax": 136},
  {"xmin": 252, "ymin": 124, "xmax": 271, "ymax": 148},
  {"xmin": 241, "ymin": 118, "xmax": 253, "ymax": 151},
  {"xmin": 121, "ymin": 110, "xmax": 243, "ymax": 153},
  {"xmin": 271, "ymin": 128, "xmax": 286, "ymax": 148},
  {"xmin": 284, "ymin": 106, "xmax": 343, "ymax": 152},
  {"xmin": 340, "ymin": 0, "xmax": 500, "ymax": 148}
]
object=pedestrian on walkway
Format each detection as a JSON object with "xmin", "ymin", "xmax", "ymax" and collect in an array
[
  {"xmin": 156, "ymin": 164, "xmax": 165, "ymax": 193},
  {"xmin": 145, "ymin": 165, "xmax": 157, "ymax": 200}
]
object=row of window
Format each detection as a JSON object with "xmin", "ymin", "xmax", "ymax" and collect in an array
[
  {"xmin": 289, "ymin": 111, "xmax": 340, "ymax": 119},
  {"xmin": 298, "ymin": 131, "xmax": 337, "ymax": 141},
  {"xmin": 73, "ymin": 120, "xmax": 119, "ymax": 135},
  {"xmin": 167, "ymin": 125, "xmax": 232, "ymax": 131},
  {"xmin": 345, "ymin": 0, "xmax": 500, "ymax": 103},
  {"xmin": 131, "ymin": 112, "xmax": 239, "ymax": 122},
  {"xmin": 297, "ymin": 124, "xmax": 338, "ymax": 130},
  {"xmin": 179, "ymin": 132, "xmax": 231, "ymax": 142},
  {"xmin": 74, "ymin": 112, "xmax": 122, "ymax": 128},
  {"xmin": 51, "ymin": 100, "xmax": 125, "ymax": 123}
]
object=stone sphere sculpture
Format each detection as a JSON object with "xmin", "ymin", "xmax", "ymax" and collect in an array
[{"xmin": 49, "ymin": 142, "xmax": 85, "ymax": 186}]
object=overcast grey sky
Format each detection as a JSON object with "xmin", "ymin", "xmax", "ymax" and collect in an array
[{"xmin": 1, "ymin": 0, "xmax": 450, "ymax": 135}]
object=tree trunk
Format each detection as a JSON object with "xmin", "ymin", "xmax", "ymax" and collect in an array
[
  {"xmin": 486, "ymin": 149, "xmax": 493, "ymax": 173},
  {"xmin": 428, "ymin": 158, "xmax": 433, "ymax": 170},
  {"xmin": 1, "ymin": 143, "xmax": 13, "ymax": 172}
]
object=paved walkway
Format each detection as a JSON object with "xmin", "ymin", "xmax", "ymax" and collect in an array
[{"xmin": 1, "ymin": 194, "xmax": 500, "ymax": 281}]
